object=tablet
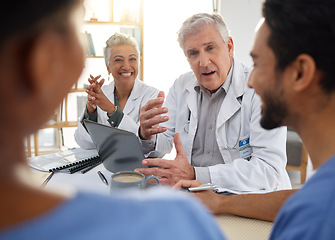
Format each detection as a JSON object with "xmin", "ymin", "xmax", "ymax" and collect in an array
[{"xmin": 83, "ymin": 119, "xmax": 147, "ymax": 172}]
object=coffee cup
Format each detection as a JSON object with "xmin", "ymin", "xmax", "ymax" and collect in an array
[{"xmin": 110, "ymin": 171, "xmax": 159, "ymax": 190}]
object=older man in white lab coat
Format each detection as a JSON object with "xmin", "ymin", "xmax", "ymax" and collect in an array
[{"xmin": 136, "ymin": 13, "xmax": 291, "ymax": 193}]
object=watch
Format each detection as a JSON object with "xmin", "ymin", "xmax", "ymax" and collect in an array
[{"xmin": 107, "ymin": 105, "xmax": 117, "ymax": 118}]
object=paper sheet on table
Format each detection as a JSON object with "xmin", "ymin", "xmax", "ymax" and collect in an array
[{"xmin": 215, "ymin": 187, "xmax": 274, "ymax": 195}]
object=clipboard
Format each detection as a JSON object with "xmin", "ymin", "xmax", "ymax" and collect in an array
[{"xmin": 83, "ymin": 119, "xmax": 147, "ymax": 172}]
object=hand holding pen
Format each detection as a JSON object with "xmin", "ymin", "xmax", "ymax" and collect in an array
[
  {"xmin": 174, "ymin": 180, "xmax": 228, "ymax": 215},
  {"xmin": 188, "ymin": 183, "xmax": 217, "ymax": 192},
  {"xmin": 173, "ymin": 180, "xmax": 217, "ymax": 192}
]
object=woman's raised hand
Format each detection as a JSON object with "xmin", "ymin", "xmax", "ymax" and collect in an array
[{"xmin": 86, "ymin": 74, "xmax": 116, "ymax": 114}]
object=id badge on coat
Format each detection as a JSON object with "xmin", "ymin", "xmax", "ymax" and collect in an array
[{"xmin": 239, "ymin": 137, "xmax": 252, "ymax": 159}]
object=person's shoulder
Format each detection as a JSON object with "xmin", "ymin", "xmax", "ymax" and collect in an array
[
  {"xmin": 172, "ymin": 71, "xmax": 197, "ymax": 89},
  {"xmin": 104, "ymin": 186, "xmax": 197, "ymax": 204},
  {"xmin": 111, "ymin": 188, "xmax": 225, "ymax": 239},
  {"xmin": 278, "ymin": 156, "xmax": 335, "ymax": 222},
  {"xmin": 234, "ymin": 60, "xmax": 252, "ymax": 74},
  {"xmin": 272, "ymin": 163, "xmax": 335, "ymax": 239},
  {"xmin": 135, "ymin": 78, "xmax": 156, "ymax": 89},
  {"xmin": 231, "ymin": 60, "xmax": 255, "ymax": 98},
  {"xmin": 296, "ymin": 155, "xmax": 335, "ymax": 202},
  {"xmin": 74, "ymin": 189, "xmax": 209, "ymax": 225},
  {"xmin": 134, "ymin": 78, "xmax": 159, "ymax": 95},
  {"xmin": 233, "ymin": 60, "xmax": 253, "ymax": 85},
  {"xmin": 74, "ymin": 187, "xmax": 194, "ymax": 204},
  {"xmin": 82, "ymin": 187, "xmax": 200, "ymax": 218},
  {"xmin": 0, "ymin": 190, "xmax": 225, "ymax": 240}
]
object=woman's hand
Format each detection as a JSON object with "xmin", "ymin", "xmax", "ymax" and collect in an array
[{"xmin": 86, "ymin": 74, "xmax": 116, "ymax": 114}]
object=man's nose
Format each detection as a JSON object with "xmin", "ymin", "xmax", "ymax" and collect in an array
[
  {"xmin": 199, "ymin": 52, "xmax": 211, "ymax": 68},
  {"xmin": 247, "ymin": 70, "xmax": 254, "ymax": 88}
]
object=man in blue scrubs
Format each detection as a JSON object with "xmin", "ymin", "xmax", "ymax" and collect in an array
[
  {"xmin": 177, "ymin": 0, "xmax": 335, "ymax": 238},
  {"xmin": 255, "ymin": 1, "xmax": 335, "ymax": 238}
]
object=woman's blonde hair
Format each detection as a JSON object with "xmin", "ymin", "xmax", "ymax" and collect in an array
[{"xmin": 103, "ymin": 32, "xmax": 140, "ymax": 66}]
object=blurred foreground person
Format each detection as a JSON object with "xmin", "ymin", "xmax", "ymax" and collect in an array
[{"xmin": 0, "ymin": 1, "xmax": 225, "ymax": 239}]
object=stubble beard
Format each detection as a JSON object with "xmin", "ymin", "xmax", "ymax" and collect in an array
[{"xmin": 260, "ymin": 90, "xmax": 288, "ymax": 130}]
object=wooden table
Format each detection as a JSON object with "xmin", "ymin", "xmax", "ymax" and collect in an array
[{"xmin": 216, "ymin": 213, "xmax": 273, "ymax": 240}]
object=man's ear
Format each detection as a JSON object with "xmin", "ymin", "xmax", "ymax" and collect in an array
[
  {"xmin": 29, "ymin": 31, "xmax": 66, "ymax": 98},
  {"xmin": 16, "ymin": 30, "xmax": 69, "ymax": 127},
  {"xmin": 226, "ymin": 37, "xmax": 234, "ymax": 58},
  {"xmin": 291, "ymin": 54, "xmax": 316, "ymax": 92},
  {"xmin": 1, "ymin": 32, "xmax": 68, "ymax": 134}
]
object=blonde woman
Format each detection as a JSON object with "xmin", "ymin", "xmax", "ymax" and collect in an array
[{"xmin": 75, "ymin": 33, "xmax": 159, "ymax": 149}]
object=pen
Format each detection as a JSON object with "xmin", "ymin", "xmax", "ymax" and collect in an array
[
  {"xmin": 97, "ymin": 171, "xmax": 108, "ymax": 186},
  {"xmin": 40, "ymin": 171, "xmax": 54, "ymax": 188},
  {"xmin": 188, "ymin": 183, "xmax": 217, "ymax": 192}
]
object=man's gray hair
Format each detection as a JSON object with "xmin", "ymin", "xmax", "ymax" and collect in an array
[
  {"xmin": 103, "ymin": 33, "xmax": 140, "ymax": 66},
  {"xmin": 177, "ymin": 13, "xmax": 230, "ymax": 51}
]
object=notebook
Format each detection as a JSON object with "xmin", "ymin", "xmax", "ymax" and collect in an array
[
  {"xmin": 28, "ymin": 148, "xmax": 101, "ymax": 173},
  {"xmin": 50, "ymin": 155, "xmax": 102, "ymax": 173},
  {"xmin": 83, "ymin": 119, "xmax": 147, "ymax": 173}
]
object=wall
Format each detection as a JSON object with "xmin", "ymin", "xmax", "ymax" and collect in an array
[
  {"xmin": 220, "ymin": 0, "xmax": 264, "ymax": 67},
  {"xmin": 143, "ymin": 0, "xmax": 212, "ymax": 95}
]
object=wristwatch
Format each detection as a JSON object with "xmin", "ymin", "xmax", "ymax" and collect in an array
[{"xmin": 107, "ymin": 105, "xmax": 117, "ymax": 118}]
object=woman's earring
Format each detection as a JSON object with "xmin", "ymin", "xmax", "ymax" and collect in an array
[{"xmin": 108, "ymin": 73, "xmax": 111, "ymax": 81}]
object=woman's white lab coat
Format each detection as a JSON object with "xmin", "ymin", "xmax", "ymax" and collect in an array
[
  {"xmin": 74, "ymin": 78, "xmax": 159, "ymax": 149},
  {"xmin": 150, "ymin": 60, "xmax": 291, "ymax": 192}
]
